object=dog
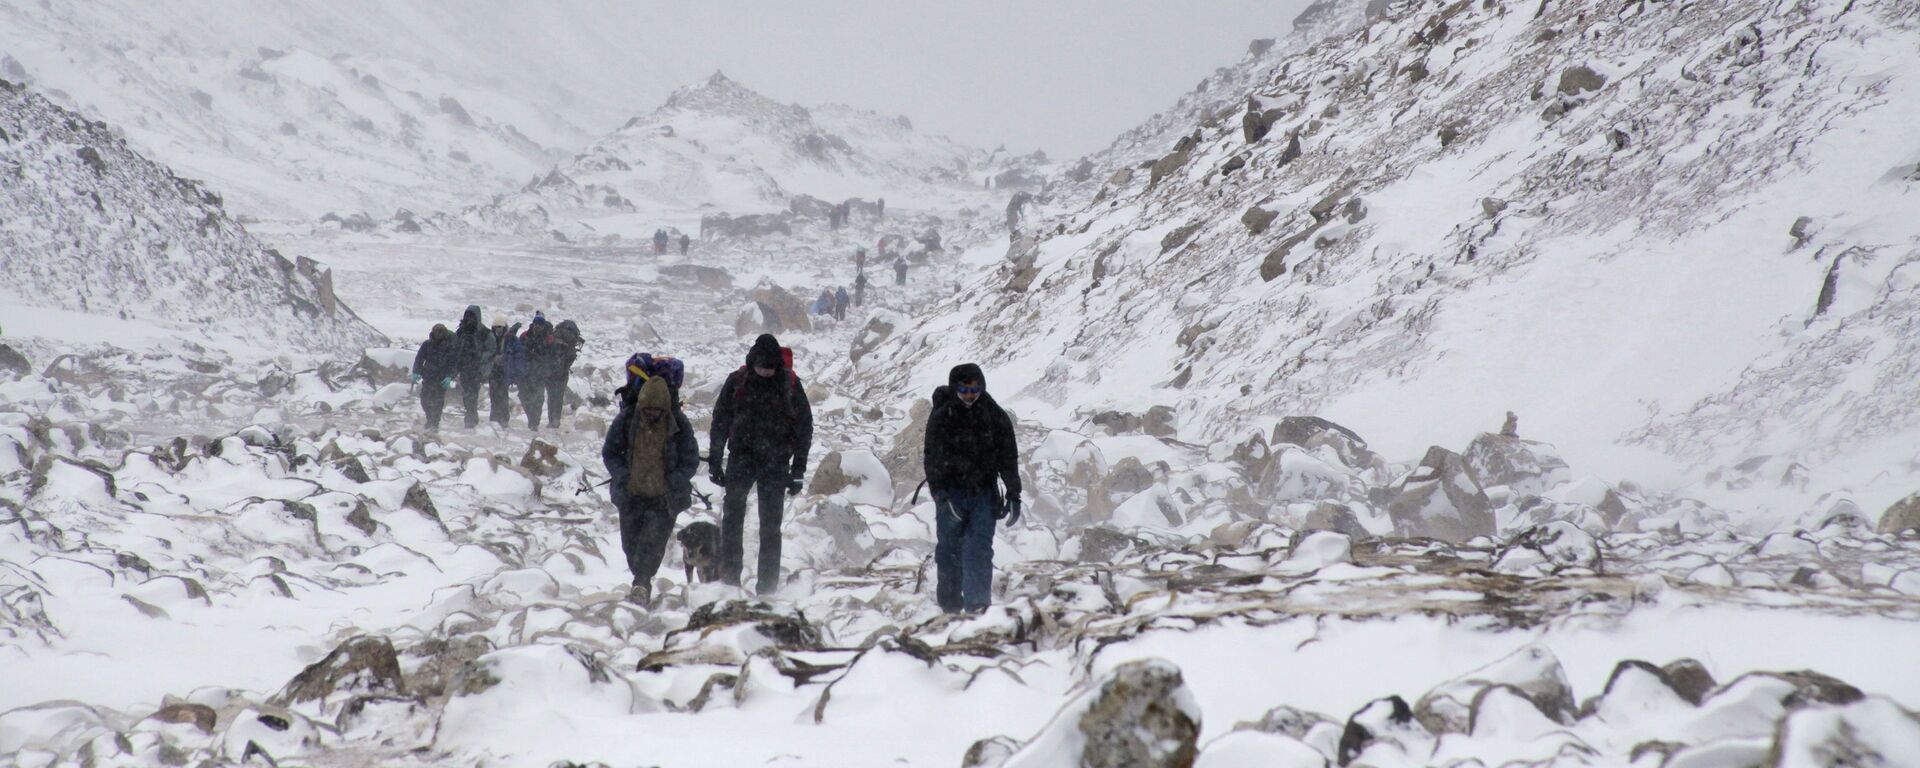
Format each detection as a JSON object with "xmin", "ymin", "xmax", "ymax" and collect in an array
[{"xmin": 676, "ymin": 521, "xmax": 722, "ymax": 584}]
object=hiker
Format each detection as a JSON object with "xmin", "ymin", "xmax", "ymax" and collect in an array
[
  {"xmin": 519, "ymin": 313, "xmax": 558, "ymax": 429},
  {"xmin": 709, "ymin": 334, "xmax": 813, "ymax": 594},
  {"xmin": 894, "ymin": 256, "xmax": 908, "ymax": 286},
  {"xmin": 542, "ymin": 319, "xmax": 584, "ymax": 428},
  {"xmin": 922, "ymin": 363, "xmax": 1022, "ymax": 613},
  {"xmin": 833, "ymin": 286, "xmax": 849, "ymax": 321},
  {"xmin": 876, "ymin": 198, "xmax": 885, "ymax": 220},
  {"xmin": 410, "ymin": 324, "xmax": 457, "ymax": 434},
  {"xmin": 602, "ymin": 360, "xmax": 698, "ymax": 605},
  {"xmin": 453, "ymin": 305, "xmax": 493, "ymax": 429},
  {"xmin": 679, "ymin": 234, "xmax": 690, "ymax": 255},
  {"xmin": 855, "ymin": 247, "xmax": 867, "ymax": 273},
  {"xmin": 854, "ymin": 271, "xmax": 868, "ymax": 308},
  {"xmin": 488, "ymin": 317, "xmax": 526, "ymax": 426},
  {"xmin": 653, "ymin": 229, "xmax": 669, "ymax": 255},
  {"xmin": 811, "ymin": 289, "xmax": 834, "ymax": 316}
]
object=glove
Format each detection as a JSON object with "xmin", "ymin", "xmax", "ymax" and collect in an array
[
  {"xmin": 787, "ymin": 477, "xmax": 804, "ymax": 496},
  {"xmin": 410, "ymin": 372, "xmax": 422, "ymax": 384},
  {"xmin": 708, "ymin": 458, "xmax": 725, "ymax": 487},
  {"xmin": 441, "ymin": 377, "xmax": 455, "ymax": 390},
  {"xmin": 1004, "ymin": 496, "xmax": 1023, "ymax": 525}
]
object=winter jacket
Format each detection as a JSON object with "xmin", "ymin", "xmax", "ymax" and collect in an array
[
  {"xmin": 923, "ymin": 363, "xmax": 1021, "ymax": 503},
  {"xmin": 521, "ymin": 318, "xmax": 575, "ymax": 383},
  {"xmin": 602, "ymin": 394, "xmax": 699, "ymax": 514},
  {"xmin": 453, "ymin": 305, "xmax": 493, "ymax": 379},
  {"xmin": 494, "ymin": 327, "xmax": 528, "ymax": 384},
  {"xmin": 412, "ymin": 325, "xmax": 457, "ymax": 381},
  {"xmin": 710, "ymin": 334, "xmax": 813, "ymax": 481}
]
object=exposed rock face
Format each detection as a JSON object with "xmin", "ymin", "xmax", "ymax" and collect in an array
[
  {"xmin": 1273, "ymin": 417, "xmax": 1376, "ymax": 470},
  {"xmin": 849, "ymin": 314, "xmax": 897, "ymax": 364},
  {"xmin": 1414, "ymin": 644, "xmax": 1575, "ymax": 734},
  {"xmin": 1462, "ymin": 433, "xmax": 1571, "ymax": 496},
  {"xmin": 1386, "ymin": 447, "xmax": 1494, "ymax": 542},
  {"xmin": 749, "ymin": 282, "xmax": 813, "ymax": 334},
  {"xmin": 700, "ymin": 212, "xmax": 793, "ymax": 240},
  {"xmin": 660, "ymin": 264, "xmax": 734, "ymax": 290},
  {"xmin": 271, "ymin": 635, "xmax": 407, "ymax": 709},
  {"xmin": 1880, "ymin": 492, "xmax": 1920, "ymax": 534},
  {"xmin": 809, "ymin": 450, "xmax": 853, "ymax": 497},
  {"xmin": 1075, "ymin": 660, "xmax": 1201, "ymax": 768}
]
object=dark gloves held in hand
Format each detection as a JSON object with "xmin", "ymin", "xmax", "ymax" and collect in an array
[
  {"xmin": 788, "ymin": 478, "xmax": 804, "ymax": 496},
  {"xmin": 1001, "ymin": 495, "xmax": 1023, "ymax": 525}
]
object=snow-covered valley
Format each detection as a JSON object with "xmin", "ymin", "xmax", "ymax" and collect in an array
[{"xmin": 6, "ymin": 0, "xmax": 1920, "ymax": 765}]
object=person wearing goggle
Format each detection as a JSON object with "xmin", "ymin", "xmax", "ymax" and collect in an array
[{"xmin": 922, "ymin": 362, "xmax": 1023, "ymax": 613}]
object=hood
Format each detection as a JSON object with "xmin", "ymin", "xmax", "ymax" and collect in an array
[
  {"xmin": 948, "ymin": 362, "xmax": 986, "ymax": 389},
  {"xmin": 459, "ymin": 305, "xmax": 482, "ymax": 330},
  {"xmin": 636, "ymin": 376, "xmax": 671, "ymax": 411},
  {"xmin": 429, "ymin": 323, "xmax": 452, "ymax": 342},
  {"xmin": 746, "ymin": 333, "xmax": 784, "ymax": 370}
]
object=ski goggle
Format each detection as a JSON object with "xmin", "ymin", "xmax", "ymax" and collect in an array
[{"xmin": 955, "ymin": 385, "xmax": 983, "ymax": 395}]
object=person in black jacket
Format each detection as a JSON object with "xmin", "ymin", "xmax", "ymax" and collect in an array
[
  {"xmin": 601, "ymin": 374, "xmax": 699, "ymax": 605},
  {"xmin": 410, "ymin": 324, "xmax": 457, "ymax": 434},
  {"xmin": 709, "ymin": 333, "xmax": 813, "ymax": 595},
  {"xmin": 922, "ymin": 362, "xmax": 1021, "ymax": 613},
  {"xmin": 452, "ymin": 305, "xmax": 493, "ymax": 429},
  {"xmin": 487, "ymin": 317, "xmax": 524, "ymax": 427},
  {"xmin": 518, "ymin": 313, "xmax": 560, "ymax": 429}
]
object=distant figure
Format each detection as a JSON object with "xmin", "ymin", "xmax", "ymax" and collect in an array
[
  {"xmin": 518, "ymin": 313, "xmax": 579, "ymax": 430},
  {"xmin": 855, "ymin": 247, "xmax": 867, "ymax": 272},
  {"xmin": 833, "ymin": 286, "xmax": 849, "ymax": 321},
  {"xmin": 854, "ymin": 271, "xmax": 868, "ymax": 308},
  {"xmin": 1501, "ymin": 411, "xmax": 1519, "ymax": 438},
  {"xmin": 894, "ymin": 257, "xmax": 908, "ymax": 286},
  {"xmin": 679, "ymin": 234, "xmax": 690, "ymax": 255},
  {"xmin": 812, "ymin": 289, "xmax": 834, "ymax": 316},
  {"xmin": 876, "ymin": 198, "xmax": 885, "ymax": 220},
  {"xmin": 653, "ymin": 229, "xmax": 669, "ymax": 255},
  {"xmin": 410, "ymin": 324, "xmax": 457, "ymax": 434}
]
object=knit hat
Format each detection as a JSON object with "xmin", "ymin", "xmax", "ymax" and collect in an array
[{"xmin": 746, "ymin": 333, "xmax": 784, "ymax": 370}]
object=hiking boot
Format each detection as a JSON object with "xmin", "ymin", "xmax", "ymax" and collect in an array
[{"xmin": 626, "ymin": 581, "xmax": 652, "ymax": 606}]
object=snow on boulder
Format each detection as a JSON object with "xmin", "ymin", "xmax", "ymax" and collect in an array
[
  {"xmin": 1280, "ymin": 530, "xmax": 1352, "ymax": 573},
  {"xmin": 1414, "ymin": 644, "xmax": 1576, "ymax": 734},
  {"xmin": 808, "ymin": 449, "xmax": 892, "ymax": 507},
  {"xmin": 1337, "ymin": 696, "xmax": 1432, "ymax": 766},
  {"xmin": 1272, "ymin": 416, "xmax": 1377, "ymax": 470},
  {"xmin": 1193, "ymin": 730, "xmax": 1326, "ymax": 768},
  {"xmin": 1492, "ymin": 522, "xmax": 1600, "ymax": 575},
  {"xmin": 457, "ymin": 457, "xmax": 536, "ymax": 500},
  {"xmin": 1461, "ymin": 432, "xmax": 1571, "ymax": 496},
  {"xmin": 1386, "ymin": 447, "xmax": 1494, "ymax": 543},
  {"xmin": 217, "ymin": 708, "xmax": 326, "ymax": 765},
  {"xmin": 1879, "ymin": 492, "xmax": 1920, "ymax": 534},
  {"xmin": 1255, "ymin": 447, "xmax": 1357, "ymax": 504},
  {"xmin": 371, "ymin": 382, "xmax": 412, "ymax": 410},
  {"xmin": 1768, "ymin": 696, "xmax": 1920, "ymax": 767},
  {"xmin": 997, "ymin": 658, "xmax": 1201, "ymax": 768},
  {"xmin": 270, "ymin": 635, "xmax": 407, "ymax": 718},
  {"xmin": 436, "ymin": 644, "xmax": 644, "ymax": 750},
  {"xmin": 0, "ymin": 701, "xmax": 114, "ymax": 758}
]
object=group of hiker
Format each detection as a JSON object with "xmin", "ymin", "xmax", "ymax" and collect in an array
[
  {"xmin": 826, "ymin": 198, "xmax": 883, "ymax": 230},
  {"xmin": 599, "ymin": 333, "xmax": 1020, "ymax": 613},
  {"xmin": 651, "ymin": 229, "xmax": 691, "ymax": 256},
  {"xmin": 409, "ymin": 306, "xmax": 581, "ymax": 433},
  {"xmin": 807, "ymin": 246, "xmax": 908, "ymax": 320}
]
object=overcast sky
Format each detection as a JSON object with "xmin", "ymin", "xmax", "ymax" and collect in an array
[{"xmin": 582, "ymin": 1, "xmax": 1313, "ymax": 157}]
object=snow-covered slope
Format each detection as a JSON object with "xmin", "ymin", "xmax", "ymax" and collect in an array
[
  {"xmin": 850, "ymin": 0, "xmax": 1920, "ymax": 513},
  {"xmin": 0, "ymin": 79, "xmax": 385, "ymax": 356},
  {"xmin": 0, "ymin": 0, "xmax": 623, "ymax": 220},
  {"xmin": 466, "ymin": 73, "xmax": 1048, "ymax": 238}
]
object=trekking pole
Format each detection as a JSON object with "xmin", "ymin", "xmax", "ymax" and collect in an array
[{"xmin": 909, "ymin": 479, "xmax": 928, "ymax": 505}]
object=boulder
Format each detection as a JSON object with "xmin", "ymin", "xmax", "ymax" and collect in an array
[
  {"xmin": 1242, "ymin": 206, "xmax": 1278, "ymax": 235},
  {"xmin": 881, "ymin": 398, "xmax": 932, "ymax": 496},
  {"xmin": 1878, "ymin": 492, "xmax": 1920, "ymax": 534},
  {"xmin": 1090, "ymin": 410, "xmax": 1143, "ymax": 435},
  {"xmin": 1386, "ymin": 447, "xmax": 1494, "ymax": 543},
  {"xmin": 1338, "ymin": 696, "xmax": 1429, "ymax": 766},
  {"xmin": 1414, "ymin": 644, "xmax": 1575, "ymax": 734},
  {"xmin": 683, "ymin": 600, "xmax": 820, "ymax": 650},
  {"xmin": 1142, "ymin": 405, "xmax": 1177, "ymax": 438},
  {"xmin": 750, "ymin": 281, "xmax": 813, "ymax": 334},
  {"xmin": 700, "ymin": 212, "xmax": 792, "ymax": 240},
  {"xmin": 271, "ymin": 635, "xmax": 406, "ymax": 712},
  {"xmin": 849, "ymin": 313, "xmax": 898, "ymax": 364},
  {"xmin": 1557, "ymin": 65, "xmax": 1607, "ymax": 95},
  {"xmin": 0, "ymin": 343, "xmax": 32, "ymax": 378},
  {"xmin": 1767, "ymin": 695, "xmax": 1920, "ymax": 767},
  {"xmin": 1272, "ymin": 416, "xmax": 1376, "ymax": 469},
  {"xmin": 809, "ymin": 450, "xmax": 855, "ymax": 497},
  {"xmin": 1149, "ymin": 137, "xmax": 1197, "ymax": 187},
  {"xmin": 519, "ymin": 439, "xmax": 565, "ymax": 478},
  {"xmin": 1102, "ymin": 457, "xmax": 1159, "ymax": 499},
  {"xmin": 1462, "ymin": 433, "xmax": 1571, "ymax": 495},
  {"xmin": 1300, "ymin": 502, "xmax": 1370, "ymax": 540},
  {"xmin": 1000, "ymin": 659, "xmax": 1199, "ymax": 768},
  {"xmin": 658, "ymin": 264, "xmax": 733, "ymax": 290}
]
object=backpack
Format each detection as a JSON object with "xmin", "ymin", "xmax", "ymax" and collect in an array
[{"xmin": 626, "ymin": 353, "xmax": 685, "ymax": 394}]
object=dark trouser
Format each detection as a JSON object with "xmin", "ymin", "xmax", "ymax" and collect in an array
[
  {"xmin": 619, "ymin": 493, "xmax": 678, "ymax": 585},
  {"xmin": 488, "ymin": 373, "xmax": 511, "ymax": 425},
  {"xmin": 458, "ymin": 373, "xmax": 483, "ymax": 428},
  {"xmin": 520, "ymin": 381, "xmax": 545, "ymax": 429},
  {"xmin": 854, "ymin": 289, "xmax": 864, "ymax": 307},
  {"xmin": 934, "ymin": 493, "xmax": 997, "ymax": 612},
  {"xmin": 545, "ymin": 374, "xmax": 567, "ymax": 428},
  {"xmin": 721, "ymin": 471, "xmax": 788, "ymax": 594},
  {"xmin": 420, "ymin": 385, "xmax": 445, "ymax": 430},
  {"xmin": 896, "ymin": 272, "xmax": 906, "ymax": 286}
]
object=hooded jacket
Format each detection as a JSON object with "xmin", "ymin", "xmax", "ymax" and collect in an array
[
  {"xmin": 602, "ymin": 377, "xmax": 699, "ymax": 512},
  {"xmin": 412, "ymin": 324, "xmax": 457, "ymax": 381},
  {"xmin": 923, "ymin": 363, "xmax": 1021, "ymax": 501},
  {"xmin": 453, "ymin": 305, "xmax": 493, "ymax": 378},
  {"xmin": 710, "ymin": 334, "xmax": 814, "ymax": 480}
]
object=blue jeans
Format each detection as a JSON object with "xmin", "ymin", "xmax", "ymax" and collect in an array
[{"xmin": 934, "ymin": 493, "xmax": 996, "ymax": 611}]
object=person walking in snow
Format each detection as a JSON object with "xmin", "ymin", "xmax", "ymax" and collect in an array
[
  {"xmin": 708, "ymin": 334, "xmax": 813, "ymax": 595},
  {"xmin": 487, "ymin": 317, "xmax": 525, "ymax": 427},
  {"xmin": 833, "ymin": 286, "xmax": 849, "ymax": 321},
  {"xmin": 518, "ymin": 313, "xmax": 561, "ymax": 429},
  {"xmin": 855, "ymin": 247, "xmax": 867, "ymax": 273},
  {"xmin": 452, "ymin": 305, "xmax": 493, "ymax": 429},
  {"xmin": 602, "ymin": 372, "xmax": 699, "ymax": 605},
  {"xmin": 894, "ymin": 256, "xmax": 908, "ymax": 286},
  {"xmin": 653, "ymin": 228, "xmax": 669, "ymax": 255},
  {"xmin": 922, "ymin": 363, "xmax": 1022, "ymax": 613},
  {"xmin": 812, "ymin": 288, "xmax": 834, "ymax": 316},
  {"xmin": 410, "ymin": 324, "xmax": 457, "ymax": 434},
  {"xmin": 853, "ymin": 271, "xmax": 869, "ymax": 308},
  {"xmin": 679, "ymin": 234, "xmax": 690, "ymax": 256}
]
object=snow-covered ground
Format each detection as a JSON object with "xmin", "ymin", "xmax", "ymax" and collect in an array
[{"xmin": 6, "ymin": 0, "xmax": 1920, "ymax": 765}]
